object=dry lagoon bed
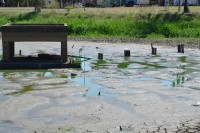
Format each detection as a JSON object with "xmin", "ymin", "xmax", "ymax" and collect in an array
[{"xmin": 0, "ymin": 39, "xmax": 200, "ymax": 133}]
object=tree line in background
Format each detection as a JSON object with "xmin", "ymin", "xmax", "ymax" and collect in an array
[
  {"xmin": 5, "ymin": 0, "xmax": 44, "ymax": 7},
  {"xmin": 2, "ymin": 0, "xmax": 190, "ymax": 13},
  {"xmin": 3, "ymin": 0, "xmax": 65, "ymax": 12},
  {"xmin": 4, "ymin": 0, "xmax": 37, "ymax": 7},
  {"xmin": 4, "ymin": 0, "xmax": 66, "ymax": 7}
]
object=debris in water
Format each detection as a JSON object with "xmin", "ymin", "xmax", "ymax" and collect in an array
[
  {"xmin": 119, "ymin": 126, "xmax": 123, "ymax": 131},
  {"xmin": 192, "ymin": 101, "xmax": 200, "ymax": 107},
  {"xmin": 71, "ymin": 73, "xmax": 77, "ymax": 77}
]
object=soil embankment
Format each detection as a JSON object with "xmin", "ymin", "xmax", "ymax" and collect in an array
[{"xmin": 69, "ymin": 36, "xmax": 200, "ymax": 48}]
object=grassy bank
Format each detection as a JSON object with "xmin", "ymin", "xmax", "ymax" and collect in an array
[{"xmin": 0, "ymin": 7, "xmax": 200, "ymax": 40}]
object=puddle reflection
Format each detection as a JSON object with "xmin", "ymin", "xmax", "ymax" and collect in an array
[
  {"xmin": 172, "ymin": 73, "xmax": 188, "ymax": 87},
  {"xmin": 0, "ymin": 53, "xmax": 199, "ymax": 97},
  {"xmin": 81, "ymin": 60, "xmax": 91, "ymax": 72},
  {"xmin": 68, "ymin": 77, "xmax": 100, "ymax": 97},
  {"xmin": 68, "ymin": 76, "xmax": 119, "ymax": 97}
]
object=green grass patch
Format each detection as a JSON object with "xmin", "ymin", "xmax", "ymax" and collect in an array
[{"xmin": 1, "ymin": 11, "xmax": 200, "ymax": 39}]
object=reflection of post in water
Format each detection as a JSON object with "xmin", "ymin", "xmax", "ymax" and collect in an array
[
  {"xmin": 177, "ymin": 73, "xmax": 180, "ymax": 85},
  {"xmin": 182, "ymin": 77, "xmax": 185, "ymax": 83},
  {"xmin": 173, "ymin": 73, "xmax": 187, "ymax": 87},
  {"xmin": 84, "ymin": 54, "xmax": 86, "ymax": 72},
  {"xmin": 179, "ymin": 56, "xmax": 187, "ymax": 63},
  {"xmin": 172, "ymin": 81, "xmax": 176, "ymax": 87},
  {"xmin": 84, "ymin": 76, "xmax": 85, "ymax": 87}
]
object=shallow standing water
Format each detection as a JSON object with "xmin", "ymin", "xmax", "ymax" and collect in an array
[{"xmin": 0, "ymin": 40, "xmax": 200, "ymax": 133}]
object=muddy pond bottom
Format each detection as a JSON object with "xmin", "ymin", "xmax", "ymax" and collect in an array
[{"xmin": 0, "ymin": 41, "xmax": 200, "ymax": 133}]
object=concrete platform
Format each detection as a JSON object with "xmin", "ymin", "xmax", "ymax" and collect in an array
[
  {"xmin": 0, "ymin": 62, "xmax": 80, "ymax": 69},
  {"xmin": 0, "ymin": 24, "xmax": 77, "ymax": 69},
  {"xmin": 0, "ymin": 55, "xmax": 80, "ymax": 69},
  {"xmin": 1, "ymin": 24, "xmax": 68, "ymax": 62}
]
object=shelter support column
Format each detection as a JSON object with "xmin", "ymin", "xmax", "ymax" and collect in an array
[
  {"xmin": 61, "ymin": 41, "xmax": 67, "ymax": 62},
  {"xmin": 2, "ymin": 41, "xmax": 15, "ymax": 61}
]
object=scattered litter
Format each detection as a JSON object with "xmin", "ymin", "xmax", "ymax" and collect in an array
[
  {"xmin": 71, "ymin": 73, "xmax": 77, "ymax": 77},
  {"xmin": 116, "ymin": 126, "xmax": 123, "ymax": 131},
  {"xmin": 119, "ymin": 126, "xmax": 123, "ymax": 131},
  {"xmin": 192, "ymin": 101, "xmax": 200, "ymax": 107}
]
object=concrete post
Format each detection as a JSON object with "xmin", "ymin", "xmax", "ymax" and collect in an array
[
  {"xmin": 124, "ymin": 49, "xmax": 130, "ymax": 57},
  {"xmin": 151, "ymin": 43, "xmax": 157, "ymax": 55},
  {"xmin": 98, "ymin": 53, "xmax": 103, "ymax": 60},
  {"xmin": 9, "ymin": 42, "xmax": 15, "ymax": 57},
  {"xmin": 2, "ymin": 41, "xmax": 15, "ymax": 61},
  {"xmin": 178, "ymin": 43, "xmax": 184, "ymax": 53},
  {"xmin": 61, "ymin": 41, "xmax": 67, "ymax": 62}
]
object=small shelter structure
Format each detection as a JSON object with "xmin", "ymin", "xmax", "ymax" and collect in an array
[{"xmin": 0, "ymin": 24, "xmax": 79, "ymax": 69}]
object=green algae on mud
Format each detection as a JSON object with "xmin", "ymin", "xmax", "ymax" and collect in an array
[
  {"xmin": 93, "ymin": 60, "xmax": 107, "ymax": 66},
  {"xmin": 7, "ymin": 85, "xmax": 33, "ymax": 95},
  {"xmin": 0, "ymin": 70, "xmax": 68, "ymax": 95},
  {"xmin": 1, "ymin": 69, "xmax": 59, "ymax": 78},
  {"xmin": 117, "ymin": 61, "xmax": 167, "ymax": 69},
  {"xmin": 0, "ymin": 42, "xmax": 200, "ymax": 98},
  {"xmin": 0, "ymin": 56, "xmax": 198, "ymax": 95},
  {"xmin": 90, "ymin": 58, "xmax": 189, "ymax": 87}
]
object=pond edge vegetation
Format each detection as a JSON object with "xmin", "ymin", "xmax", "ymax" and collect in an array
[{"xmin": 0, "ymin": 10, "xmax": 200, "ymax": 45}]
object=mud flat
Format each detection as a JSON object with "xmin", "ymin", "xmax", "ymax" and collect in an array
[{"xmin": 0, "ymin": 39, "xmax": 200, "ymax": 133}]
